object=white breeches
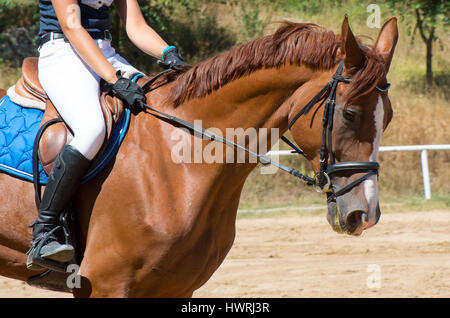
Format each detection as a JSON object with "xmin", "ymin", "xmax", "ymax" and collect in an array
[{"xmin": 38, "ymin": 38, "xmax": 140, "ymax": 160}]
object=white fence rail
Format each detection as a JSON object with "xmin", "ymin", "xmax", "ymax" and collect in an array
[{"xmin": 267, "ymin": 145, "xmax": 450, "ymax": 200}]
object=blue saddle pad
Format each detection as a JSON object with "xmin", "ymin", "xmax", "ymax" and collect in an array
[{"xmin": 0, "ymin": 95, "xmax": 131, "ymax": 185}]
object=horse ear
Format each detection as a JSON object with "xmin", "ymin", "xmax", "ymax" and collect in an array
[
  {"xmin": 374, "ymin": 17, "xmax": 399, "ymax": 73},
  {"xmin": 341, "ymin": 15, "xmax": 363, "ymax": 73}
]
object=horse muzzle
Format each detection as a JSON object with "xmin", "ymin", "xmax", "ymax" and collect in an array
[
  {"xmin": 327, "ymin": 200, "xmax": 380, "ymax": 235},
  {"xmin": 326, "ymin": 176, "xmax": 381, "ymax": 235}
]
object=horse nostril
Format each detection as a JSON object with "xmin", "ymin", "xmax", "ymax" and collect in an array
[{"xmin": 346, "ymin": 210, "xmax": 365, "ymax": 234}]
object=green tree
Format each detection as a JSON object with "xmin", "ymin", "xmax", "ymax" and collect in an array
[
  {"xmin": 113, "ymin": 0, "xmax": 236, "ymax": 70},
  {"xmin": 386, "ymin": 0, "xmax": 449, "ymax": 87},
  {"xmin": 0, "ymin": 0, "xmax": 39, "ymax": 34},
  {"xmin": 0, "ymin": 1, "xmax": 39, "ymax": 65},
  {"xmin": 235, "ymin": 0, "xmax": 270, "ymax": 41}
]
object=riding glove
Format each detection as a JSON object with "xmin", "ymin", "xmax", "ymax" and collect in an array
[
  {"xmin": 158, "ymin": 46, "xmax": 189, "ymax": 71},
  {"xmin": 107, "ymin": 71, "xmax": 146, "ymax": 113}
]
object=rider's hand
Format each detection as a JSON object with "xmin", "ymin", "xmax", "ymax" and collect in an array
[
  {"xmin": 158, "ymin": 46, "xmax": 190, "ymax": 71},
  {"xmin": 106, "ymin": 71, "xmax": 146, "ymax": 113}
]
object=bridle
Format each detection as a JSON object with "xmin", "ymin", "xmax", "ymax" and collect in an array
[
  {"xmin": 284, "ymin": 61, "xmax": 390, "ymax": 203},
  {"xmin": 139, "ymin": 61, "xmax": 390, "ymax": 203}
]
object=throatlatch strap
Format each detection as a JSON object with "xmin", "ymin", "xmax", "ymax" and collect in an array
[{"xmin": 281, "ymin": 136, "xmax": 305, "ymax": 156}]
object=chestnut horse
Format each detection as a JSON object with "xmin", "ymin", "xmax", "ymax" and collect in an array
[{"xmin": 0, "ymin": 16, "xmax": 397, "ymax": 297}]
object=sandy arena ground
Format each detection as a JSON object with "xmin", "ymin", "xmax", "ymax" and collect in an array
[{"xmin": 0, "ymin": 209, "xmax": 449, "ymax": 298}]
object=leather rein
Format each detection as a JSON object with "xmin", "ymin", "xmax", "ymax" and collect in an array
[{"xmin": 140, "ymin": 61, "xmax": 390, "ymax": 202}]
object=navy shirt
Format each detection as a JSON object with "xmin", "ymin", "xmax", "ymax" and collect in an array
[{"xmin": 39, "ymin": 0, "xmax": 113, "ymax": 36}]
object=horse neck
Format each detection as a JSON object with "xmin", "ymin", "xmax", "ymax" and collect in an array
[{"xmin": 153, "ymin": 64, "xmax": 317, "ymax": 138}]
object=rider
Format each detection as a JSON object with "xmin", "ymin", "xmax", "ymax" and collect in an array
[{"xmin": 27, "ymin": 0, "xmax": 188, "ymax": 270}]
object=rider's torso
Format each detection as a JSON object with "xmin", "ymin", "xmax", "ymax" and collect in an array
[{"xmin": 38, "ymin": 0, "xmax": 114, "ymax": 36}]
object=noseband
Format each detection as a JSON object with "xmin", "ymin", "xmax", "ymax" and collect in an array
[
  {"xmin": 140, "ymin": 61, "xmax": 389, "ymax": 204},
  {"xmin": 285, "ymin": 61, "xmax": 388, "ymax": 202}
]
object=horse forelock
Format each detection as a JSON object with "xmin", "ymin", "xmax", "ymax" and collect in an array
[
  {"xmin": 163, "ymin": 21, "xmax": 386, "ymax": 107},
  {"xmin": 342, "ymin": 50, "xmax": 387, "ymax": 104}
]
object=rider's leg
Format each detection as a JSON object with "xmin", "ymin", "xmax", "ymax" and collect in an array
[
  {"xmin": 27, "ymin": 145, "xmax": 91, "ymax": 266},
  {"xmin": 27, "ymin": 39, "xmax": 106, "ymax": 270}
]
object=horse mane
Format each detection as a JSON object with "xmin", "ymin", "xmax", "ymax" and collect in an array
[{"xmin": 164, "ymin": 21, "xmax": 386, "ymax": 107}]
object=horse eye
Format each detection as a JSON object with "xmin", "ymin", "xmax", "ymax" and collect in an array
[{"xmin": 343, "ymin": 109, "xmax": 356, "ymax": 122}]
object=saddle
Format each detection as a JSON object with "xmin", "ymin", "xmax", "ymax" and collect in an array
[{"xmin": 13, "ymin": 57, "xmax": 145, "ymax": 174}]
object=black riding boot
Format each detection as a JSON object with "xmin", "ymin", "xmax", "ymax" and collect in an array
[{"xmin": 27, "ymin": 145, "xmax": 91, "ymax": 271}]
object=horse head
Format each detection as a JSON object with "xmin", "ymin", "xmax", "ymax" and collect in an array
[{"xmin": 288, "ymin": 16, "xmax": 398, "ymax": 235}]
